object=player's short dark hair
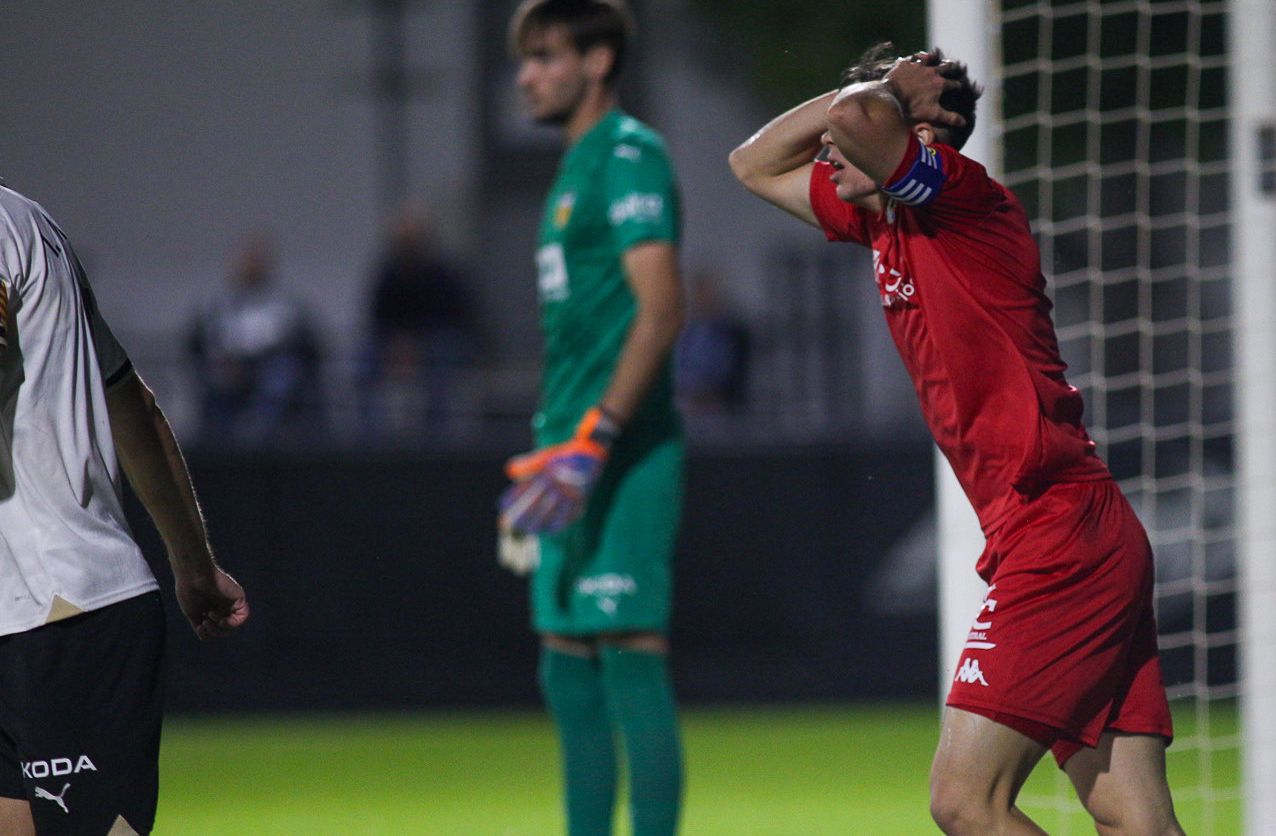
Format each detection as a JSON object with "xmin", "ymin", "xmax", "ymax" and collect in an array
[
  {"xmin": 509, "ymin": 0, "xmax": 636, "ymax": 86},
  {"xmin": 840, "ymin": 41, "xmax": 983, "ymax": 150}
]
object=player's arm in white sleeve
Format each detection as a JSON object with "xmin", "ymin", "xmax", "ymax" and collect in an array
[
  {"xmin": 729, "ymin": 91, "xmax": 838, "ymax": 228},
  {"xmin": 105, "ymin": 370, "xmax": 249, "ymax": 640}
]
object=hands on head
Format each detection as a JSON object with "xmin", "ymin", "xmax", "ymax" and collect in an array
[{"xmin": 883, "ymin": 51, "xmax": 968, "ymax": 130}]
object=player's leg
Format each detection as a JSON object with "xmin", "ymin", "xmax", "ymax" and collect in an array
[
  {"xmin": 533, "ymin": 519, "xmax": 620, "ymax": 835},
  {"xmin": 0, "ymin": 657, "xmax": 37, "ymax": 836},
  {"xmin": 943, "ymin": 481, "xmax": 1178, "ymax": 834},
  {"xmin": 1063, "ymin": 733, "xmax": 1183, "ymax": 835},
  {"xmin": 929, "ymin": 707, "xmax": 1050, "ymax": 834},
  {"xmin": 591, "ymin": 436, "xmax": 683, "ymax": 836},
  {"xmin": 538, "ymin": 634, "xmax": 617, "ymax": 836},
  {"xmin": 0, "ymin": 799, "xmax": 35, "ymax": 835},
  {"xmin": 1061, "ymin": 591, "xmax": 1180, "ymax": 834},
  {"xmin": 598, "ymin": 632, "xmax": 681, "ymax": 836},
  {"xmin": 534, "ymin": 432, "xmax": 684, "ymax": 835},
  {"xmin": 8, "ymin": 592, "xmax": 165, "ymax": 835}
]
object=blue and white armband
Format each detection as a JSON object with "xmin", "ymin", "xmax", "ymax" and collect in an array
[{"xmin": 882, "ymin": 140, "xmax": 945, "ymax": 207}]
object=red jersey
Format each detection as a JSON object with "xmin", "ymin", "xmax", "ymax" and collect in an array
[{"xmin": 810, "ymin": 135, "xmax": 1109, "ymax": 537}]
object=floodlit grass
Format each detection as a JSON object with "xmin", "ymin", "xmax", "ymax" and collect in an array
[{"xmin": 155, "ymin": 702, "xmax": 1239, "ymax": 835}]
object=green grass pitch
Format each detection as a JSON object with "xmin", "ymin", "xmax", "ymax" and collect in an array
[{"xmin": 155, "ymin": 702, "xmax": 1239, "ymax": 834}]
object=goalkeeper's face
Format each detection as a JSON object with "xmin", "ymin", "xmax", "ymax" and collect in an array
[
  {"xmin": 515, "ymin": 24, "xmax": 592, "ymax": 126},
  {"xmin": 818, "ymin": 133, "xmax": 879, "ymax": 204}
]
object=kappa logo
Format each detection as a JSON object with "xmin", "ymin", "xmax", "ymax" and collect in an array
[
  {"xmin": 34, "ymin": 782, "xmax": 71, "ymax": 814},
  {"xmin": 21, "ymin": 755, "xmax": 97, "ymax": 780},
  {"xmin": 954, "ymin": 656, "xmax": 990, "ymax": 687}
]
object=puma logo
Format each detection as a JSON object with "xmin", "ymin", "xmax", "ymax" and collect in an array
[{"xmin": 34, "ymin": 782, "xmax": 71, "ymax": 814}]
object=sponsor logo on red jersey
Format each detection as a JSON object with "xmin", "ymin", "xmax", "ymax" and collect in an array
[{"xmin": 871, "ymin": 248, "xmax": 916, "ymax": 308}]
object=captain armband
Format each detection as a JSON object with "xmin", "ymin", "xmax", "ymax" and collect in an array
[{"xmin": 881, "ymin": 140, "xmax": 946, "ymax": 207}]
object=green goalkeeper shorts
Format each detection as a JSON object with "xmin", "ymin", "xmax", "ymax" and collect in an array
[{"xmin": 531, "ymin": 431, "xmax": 683, "ymax": 636}]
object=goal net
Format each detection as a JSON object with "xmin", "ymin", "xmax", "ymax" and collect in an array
[{"xmin": 931, "ymin": 1, "xmax": 1274, "ymax": 832}]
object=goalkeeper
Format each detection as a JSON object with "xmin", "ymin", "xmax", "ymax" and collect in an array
[
  {"xmin": 730, "ymin": 43, "xmax": 1182, "ymax": 835},
  {"xmin": 499, "ymin": 1, "xmax": 685, "ymax": 834}
]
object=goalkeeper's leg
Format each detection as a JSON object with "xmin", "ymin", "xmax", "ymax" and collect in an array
[
  {"xmin": 539, "ymin": 637, "xmax": 617, "ymax": 835},
  {"xmin": 600, "ymin": 634, "xmax": 682, "ymax": 836}
]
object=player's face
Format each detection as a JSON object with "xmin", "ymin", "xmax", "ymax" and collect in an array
[
  {"xmin": 515, "ymin": 25, "xmax": 590, "ymax": 126},
  {"xmin": 818, "ymin": 132, "xmax": 879, "ymax": 203}
]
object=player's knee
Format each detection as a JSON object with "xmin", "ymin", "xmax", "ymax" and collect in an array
[
  {"xmin": 597, "ymin": 630, "xmax": 667, "ymax": 654},
  {"xmin": 1088, "ymin": 802, "xmax": 1183, "ymax": 836},
  {"xmin": 1075, "ymin": 771, "xmax": 1182, "ymax": 835},
  {"xmin": 928, "ymin": 794, "xmax": 982, "ymax": 834},
  {"xmin": 928, "ymin": 771, "xmax": 991, "ymax": 835}
]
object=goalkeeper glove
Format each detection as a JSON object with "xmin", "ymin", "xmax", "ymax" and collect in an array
[
  {"xmin": 497, "ymin": 527, "xmax": 540, "ymax": 576},
  {"xmin": 498, "ymin": 406, "xmax": 621, "ymax": 536}
]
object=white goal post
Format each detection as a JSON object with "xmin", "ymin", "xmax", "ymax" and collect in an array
[
  {"xmin": 1228, "ymin": 1, "xmax": 1276, "ymax": 832},
  {"xmin": 930, "ymin": 1, "xmax": 1275, "ymax": 832},
  {"xmin": 927, "ymin": 0, "xmax": 995, "ymax": 701}
]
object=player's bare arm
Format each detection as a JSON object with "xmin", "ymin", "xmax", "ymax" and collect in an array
[
  {"xmin": 826, "ymin": 54, "xmax": 966, "ymax": 184},
  {"xmin": 498, "ymin": 240, "xmax": 683, "ymax": 538},
  {"xmin": 729, "ymin": 91, "xmax": 838, "ymax": 226},
  {"xmin": 598, "ymin": 240, "xmax": 684, "ymax": 422},
  {"xmin": 105, "ymin": 370, "xmax": 249, "ymax": 639}
]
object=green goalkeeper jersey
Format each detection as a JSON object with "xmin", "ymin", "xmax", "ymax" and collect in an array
[{"xmin": 532, "ymin": 109, "xmax": 681, "ymax": 446}]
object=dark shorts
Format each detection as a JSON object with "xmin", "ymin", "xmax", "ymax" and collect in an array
[
  {"xmin": 0, "ymin": 592, "xmax": 165, "ymax": 834},
  {"xmin": 946, "ymin": 481, "xmax": 1174, "ymax": 767}
]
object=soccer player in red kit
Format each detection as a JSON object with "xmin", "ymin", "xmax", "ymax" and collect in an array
[{"xmin": 730, "ymin": 43, "xmax": 1184, "ymax": 834}]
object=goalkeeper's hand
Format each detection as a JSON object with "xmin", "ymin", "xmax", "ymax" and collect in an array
[{"xmin": 498, "ymin": 406, "xmax": 620, "ymax": 536}]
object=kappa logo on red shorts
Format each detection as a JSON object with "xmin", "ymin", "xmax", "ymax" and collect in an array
[{"xmin": 954, "ymin": 656, "xmax": 990, "ymax": 686}]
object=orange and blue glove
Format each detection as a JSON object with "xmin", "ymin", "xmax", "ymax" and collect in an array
[{"xmin": 498, "ymin": 406, "xmax": 621, "ymax": 536}]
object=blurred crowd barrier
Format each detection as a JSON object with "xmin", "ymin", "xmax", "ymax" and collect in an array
[{"xmin": 132, "ymin": 444, "xmax": 937, "ymax": 713}]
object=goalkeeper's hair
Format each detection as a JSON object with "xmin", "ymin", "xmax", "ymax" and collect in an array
[
  {"xmin": 509, "ymin": 0, "xmax": 636, "ymax": 86},
  {"xmin": 840, "ymin": 41, "xmax": 983, "ymax": 150}
]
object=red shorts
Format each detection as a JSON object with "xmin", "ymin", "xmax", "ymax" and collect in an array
[{"xmin": 946, "ymin": 480, "xmax": 1174, "ymax": 767}]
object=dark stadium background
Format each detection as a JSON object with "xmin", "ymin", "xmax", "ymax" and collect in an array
[{"xmin": 4, "ymin": 0, "xmax": 954, "ymax": 714}]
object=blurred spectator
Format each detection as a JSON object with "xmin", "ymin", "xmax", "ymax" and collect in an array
[
  {"xmin": 364, "ymin": 204, "xmax": 479, "ymax": 438},
  {"xmin": 187, "ymin": 236, "xmax": 322, "ymax": 445},
  {"xmin": 675, "ymin": 270, "xmax": 751, "ymax": 413}
]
